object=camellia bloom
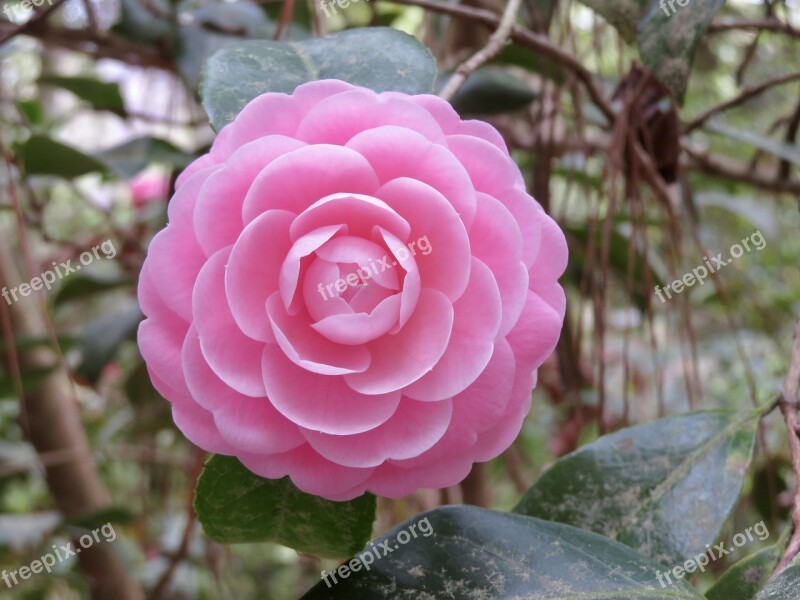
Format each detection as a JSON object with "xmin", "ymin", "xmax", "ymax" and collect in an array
[{"xmin": 138, "ymin": 80, "xmax": 567, "ymax": 501}]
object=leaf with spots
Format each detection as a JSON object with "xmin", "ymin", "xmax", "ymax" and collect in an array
[
  {"xmin": 577, "ymin": 0, "xmax": 650, "ymax": 42},
  {"xmin": 514, "ymin": 410, "xmax": 758, "ymax": 566},
  {"xmin": 636, "ymin": 0, "xmax": 727, "ymax": 101},
  {"xmin": 706, "ymin": 544, "xmax": 782, "ymax": 600},
  {"xmin": 300, "ymin": 505, "xmax": 704, "ymax": 599},
  {"xmin": 753, "ymin": 562, "xmax": 800, "ymax": 600},
  {"xmin": 200, "ymin": 27, "xmax": 437, "ymax": 131},
  {"xmin": 194, "ymin": 455, "xmax": 376, "ymax": 559}
]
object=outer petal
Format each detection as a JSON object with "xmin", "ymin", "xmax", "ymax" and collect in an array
[
  {"xmin": 447, "ymin": 134, "xmax": 525, "ymax": 195},
  {"xmin": 193, "ymin": 248, "xmax": 267, "ymax": 397},
  {"xmin": 303, "ymin": 397, "xmax": 453, "ymax": 468}
]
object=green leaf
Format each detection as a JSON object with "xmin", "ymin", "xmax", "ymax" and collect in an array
[
  {"xmin": 493, "ymin": 44, "xmax": 566, "ymax": 83},
  {"xmin": 704, "ymin": 120, "xmax": 800, "ymax": 167},
  {"xmin": 40, "ymin": 75, "xmax": 126, "ymax": 116},
  {"xmin": 113, "ymin": 0, "xmax": 173, "ymax": 44},
  {"xmin": 17, "ymin": 134, "xmax": 109, "ymax": 179},
  {"xmin": 54, "ymin": 272, "xmax": 132, "ymax": 306},
  {"xmin": 577, "ymin": 0, "xmax": 649, "ymax": 42},
  {"xmin": 200, "ymin": 27, "xmax": 437, "ymax": 131},
  {"xmin": 753, "ymin": 562, "xmax": 800, "ymax": 600},
  {"xmin": 176, "ymin": 0, "xmax": 275, "ymax": 90},
  {"xmin": 705, "ymin": 544, "xmax": 781, "ymax": 600},
  {"xmin": 636, "ymin": 0, "xmax": 727, "ymax": 100},
  {"xmin": 195, "ymin": 455, "xmax": 376, "ymax": 559},
  {"xmin": 301, "ymin": 505, "xmax": 704, "ymax": 599},
  {"xmin": 96, "ymin": 137, "xmax": 194, "ymax": 178},
  {"xmin": 447, "ymin": 67, "xmax": 537, "ymax": 116},
  {"xmin": 514, "ymin": 410, "xmax": 759, "ymax": 566},
  {"xmin": 79, "ymin": 302, "xmax": 143, "ymax": 384}
]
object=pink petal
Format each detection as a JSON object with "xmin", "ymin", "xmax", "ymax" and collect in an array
[
  {"xmin": 280, "ymin": 224, "xmax": 345, "ymax": 314},
  {"xmin": 530, "ymin": 212, "xmax": 569, "ymax": 285},
  {"xmin": 295, "ymin": 89, "xmax": 446, "ymax": 146},
  {"xmin": 193, "ymin": 247, "xmax": 267, "ymax": 396},
  {"xmin": 344, "ymin": 289, "xmax": 454, "ymax": 395},
  {"xmin": 213, "ymin": 94, "xmax": 305, "ymax": 157},
  {"xmin": 376, "ymin": 227, "xmax": 420, "ymax": 331},
  {"xmin": 226, "ymin": 209, "xmax": 295, "ymax": 342},
  {"xmin": 291, "ymin": 193, "xmax": 410, "ymax": 243},
  {"xmin": 374, "ymin": 177, "xmax": 471, "ymax": 302},
  {"xmin": 346, "ymin": 126, "xmax": 476, "ymax": 228},
  {"xmin": 266, "ymin": 293, "xmax": 370, "ymax": 375},
  {"xmin": 304, "ymin": 397, "xmax": 453, "ymax": 468},
  {"xmin": 362, "ymin": 454, "xmax": 475, "ymax": 499},
  {"xmin": 447, "ymin": 134, "xmax": 525, "ymax": 196},
  {"xmin": 311, "ymin": 295, "xmax": 401, "ymax": 345},
  {"xmin": 502, "ymin": 187, "xmax": 543, "ymax": 269},
  {"xmin": 194, "ymin": 136, "xmax": 306, "ymax": 256},
  {"xmin": 182, "ymin": 325, "xmax": 304, "ymax": 454},
  {"xmin": 459, "ymin": 119, "xmax": 509, "ymax": 153},
  {"xmin": 470, "ymin": 192, "xmax": 529, "ymax": 338},
  {"xmin": 404, "ymin": 258, "xmax": 501, "ymax": 401},
  {"xmin": 242, "ymin": 145, "xmax": 380, "ymax": 225},
  {"xmin": 175, "ymin": 153, "xmax": 219, "ymax": 189},
  {"xmin": 261, "ymin": 343, "xmax": 401, "ymax": 435},
  {"xmin": 506, "ymin": 290, "xmax": 564, "ymax": 371},
  {"xmin": 239, "ymin": 444, "xmax": 374, "ymax": 500}
]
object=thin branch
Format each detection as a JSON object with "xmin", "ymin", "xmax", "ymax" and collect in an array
[
  {"xmin": 0, "ymin": 0, "xmax": 66, "ymax": 44},
  {"xmin": 439, "ymin": 0, "xmax": 522, "ymax": 101},
  {"xmin": 708, "ymin": 17, "xmax": 800, "ymax": 38},
  {"xmin": 774, "ymin": 320, "xmax": 800, "ymax": 576},
  {"xmin": 383, "ymin": 0, "xmax": 614, "ymax": 123},
  {"xmin": 683, "ymin": 71, "xmax": 800, "ymax": 134}
]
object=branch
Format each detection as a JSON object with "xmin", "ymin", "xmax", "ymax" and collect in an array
[
  {"xmin": 382, "ymin": 0, "xmax": 614, "ymax": 123},
  {"xmin": 0, "ymin": 0, "xmax": 66, "ymax": 44},
  {"xmin": 683, "ymin": 71, "xmax": 800, "ymax": 133},
  {"xmin": 708, "ymin": 17, "xmax": 800, "ymax": 38},
  {"xmin": 439, "ymin": 0, "xmax": 522, "ymax": 101},
  {"xmin": 774, "ymin": 320, "xmax": 800, "ymax": 576}
]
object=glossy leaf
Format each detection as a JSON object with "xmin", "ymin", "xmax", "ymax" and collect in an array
[
  {"xmin": 514, "ymin": 410, "xmax": 759, "ymax": 566},
  {"xmin": 705, "ymin": 544, "xmax": 782, "ymax": 600},
  {"xmin": 200, "ymin": 27, "xmax": 437, "ymax": 130},
  {"xmin": 40, "ymin": 75, "xmax": 126, "ymax": 116},
  {"xmin": 17, "ymin": 134, "xmax": 109, "ymax": 179},
  {"xmin": 447, "ymin": 67, "xmax": 537, "ymax": 116},
  {"xmin": 753, "ymin": 562, "xmax": 800, "ymax": 600},
  {"xmin": 301, "ymin": 505, "xmax": 704, "ymax": 599},
  {"xmin": 96, "ymin": 137, "xmax": 194, "ymax": 179},
  {"xmin": 195, "ymin": 455, "xmax": 376, "ymax": 559}
]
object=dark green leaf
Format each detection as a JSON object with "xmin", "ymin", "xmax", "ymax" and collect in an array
[
  {"xmin": 79, "ymin": 302, "xmax": 143, "ymax": 384},
  {"xmin": 201, "ymin": 27, "xmax": 437, "ymax": 131},
  {"xmin": 113, "ymin": 0, "xmax": 173, "ymax": 44},
  {"xmin": 40, "ymin": 75, "xmax": 126, "ymax": 116},
  {"xmin": 753, "ymin": 562, "xmax": 800, "ymax": 600},
  {"xmin": 636, "ymin": 0, "xmax": 727, "ymax": 100},
  {"xmin": 514, "ymin": 410, "xmax": 759, "ymax": 566},
  {"xmin": 17, "ymin": 134, "xmax": 109, "ymax": 179},
  {"xmin": 705, "ymin": 544, "xmax": 781, "ymax": 600},
  {"xmin": 54, "ymin": 272, "xmax": 132, "ymax": 306},
  {"xmin": 195, "ymin": 455, "xmax": 376, "ymax": 559},
  {"xmin": 493, "ymin": 44, "xmax": 566, "ymax": 83},
  {"xmin": 64, "ymin": 506, "xmax": 136, "ymax": 530},
  {"xmin": 301, "ymin": 505, "xmax": 704, "ymax": 599},
  {"xmin": 176, "ymin": 0, "xmax": 274, "ymax": 90},
  {"xmin": 96, "ymin": 137, "xmax": 194, "ymax": 179},
  {"xmin": 447, "ymin": 67, "xmax": 537, "ymax": 116}
]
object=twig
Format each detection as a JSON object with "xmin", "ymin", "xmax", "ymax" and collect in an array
[
  {"xmin": 439, "ymin": 0, "xmax": 522, "ymax": 101},
  {"xmin": 683, "ymin": 71, "xmax": 800, "ymax": 134},
  {"xmin": 774, "ymin": 320, "xmax": 800, "ymax": 576},
  {"xmin": 383, "ymin": 0, "xmax": 614, "ymax": 123},
  {"xmin": 708, "ymin": 18, "xmax": 800, "ymax": 38},
  {"xmin": 0, "ymin": 0, "xmax": 66, "ymax": 44}
]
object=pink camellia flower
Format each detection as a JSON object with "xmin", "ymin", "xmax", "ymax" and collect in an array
[
  {"xmin": 130, "ymin": 171, "xmax": 171, "ymax": 208},
  {"xmin": 137, "ymin": 80, "xmax": 567, "ymax": 501}
]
